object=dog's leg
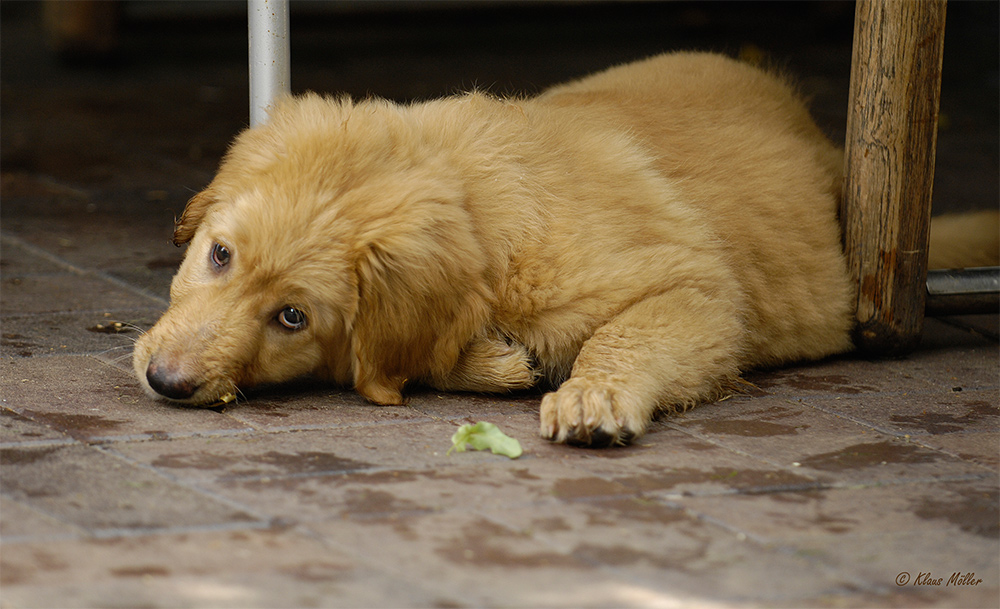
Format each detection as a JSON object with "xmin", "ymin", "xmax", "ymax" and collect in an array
[
  {"xmin": 540, "ymin": 287, "xmax": 744, "ymax": 447},
  {"xmin": 429, "ymin": 335, "xmax": 540, "ymax": 394}
]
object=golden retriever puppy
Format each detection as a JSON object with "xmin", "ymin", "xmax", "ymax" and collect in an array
[{"xmin": 133, "ymin": 52, "xmax": 996, "ymax": 447}]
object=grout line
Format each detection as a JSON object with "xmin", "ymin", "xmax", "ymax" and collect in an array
[
  {"xmin": 1, "ymin": 307, "xmax": 166, "ymax": 321},
  {"xmin": 2, "ymin": 347, "xmax": 139, "ymax": 363},
  {"xmin": 0, "ymin": 519, "xmax": 280, "ymax": 545},
  {"xmin": 74, "ymin": 428, "xmax": 260, "ymax": 445},
  {"xmin": 933, "ymin": 315, "xmax": 1000, "ymax": 342},
  {"xmin": 1, "ymin": 405, "xmax": 458, "ymax": 449},
  {"xmin": 87, "ymin": 519, "xmax": 278, "ymax": 540},
  {"xmin": 0, "ymin": 493, "xmax": 93, "ymax": 542},
  {"xmin": 728, "ymin": 384, "xmax": 1000, "ymax": 404},
  {"xmin": 804, "ymin": 398, "xmax": 1000, "ymax": 468},
  {"xmin": 1, "ymin": 533, "xmax": 90, "ymax": 545},
  {"xmin": 93, "ymin": 443, "xmax": 276, "ymax": 523},
  {"xmin": 0, "ymin": 437, "xmax": 79, "ymax": 450},
  {"xmin": 660, "ymin": 416, "xmax": 998, "ymax": 483},
  {"xmin": 0, "ymin": 231, "xmax": 170, "ymax": 307},
  {"xmin": 660, "ymin": 420, "xmax": 812, "ymax": 472},
  {"xmin": 652, "ymin": 471, "xmax": 994, "ymax": 501},
  {"xmin": 904, "ymin": 436, "xmax": 1000, "ymax": 473},
  {"xmin": 1, "ymin": 231, "xmax": 91, "ymax": 276}
]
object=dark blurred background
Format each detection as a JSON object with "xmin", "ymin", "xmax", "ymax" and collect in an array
[{"xmin": 1, "ymin": 1, "xmax": 997, "ymax": 239}]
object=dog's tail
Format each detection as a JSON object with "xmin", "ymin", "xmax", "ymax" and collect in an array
[{"xmin": 928, "ymin": 210, "xmax": 1000, "ymax": 269}]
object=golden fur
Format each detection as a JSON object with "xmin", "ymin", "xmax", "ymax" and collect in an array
[{"xmin": 133, "ymin": 52, "xmax": 998, "ymax": 446}]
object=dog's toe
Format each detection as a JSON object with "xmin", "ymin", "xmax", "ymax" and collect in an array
[
  {"xmin": 539, "ymin": 378, "xmax": 646, "ymax": 447},
  {"xmin": 564, "ymin": 426, "xmax": 636, "ymax": 448}
]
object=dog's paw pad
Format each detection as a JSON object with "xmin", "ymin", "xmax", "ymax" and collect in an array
[{"xmin": 539, "ymin": 379, "xmax": 645, "ymax": 447}]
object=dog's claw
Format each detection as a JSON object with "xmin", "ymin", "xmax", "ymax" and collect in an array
[{"xmin": 539, "ymin": 379, "xmax": 644, "ymax": 447}]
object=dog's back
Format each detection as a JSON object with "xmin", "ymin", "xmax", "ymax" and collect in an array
[{"xmin": 533, "ymin": 53, "xmax": 855, "ymax": 368}]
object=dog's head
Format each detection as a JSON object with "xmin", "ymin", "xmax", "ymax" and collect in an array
[{"xmin": 133, "ymin": 94, "xmax": 493, "ymax": 407}]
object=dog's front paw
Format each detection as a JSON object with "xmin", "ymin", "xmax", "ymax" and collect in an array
[{"xmin": 539, "ymin": 378, "xmax": 649, "ymax": 447}]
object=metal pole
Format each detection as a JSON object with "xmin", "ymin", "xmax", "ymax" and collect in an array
[
  {"xmin": 248, "ymin": 0, "xmax": 290, "ymax": 127},
  {"xmin": 925, "ymin": 267, "xmax": 1000, "ymax": 316}
]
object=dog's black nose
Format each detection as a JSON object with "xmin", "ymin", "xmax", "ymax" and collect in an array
[{"xmin": 146, "ymin": 359, "xmax": 199, "ymax": 400}]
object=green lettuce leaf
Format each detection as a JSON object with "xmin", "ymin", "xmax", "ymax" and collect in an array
[{"xmin": 447, "ymin": 422, "xmax": 523, "ymax": 459}]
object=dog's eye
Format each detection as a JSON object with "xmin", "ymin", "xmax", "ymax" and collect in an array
[
  {"xmin": 276, "ymin": 307, "xmax": 306, "ymax": 331},
  {"xmin": 210, "ymin": 243, "xmax": 231, "ymax": 269}
]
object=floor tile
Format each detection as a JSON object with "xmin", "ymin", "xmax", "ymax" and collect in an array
[
  {"xmin": 916, "ymin": 432, "xmax": 1000, "ymax": 470},
  {"xmin": 0, "ymin": 356, "xmax": 254, "ymax": 441},
  {"xmin": 816, "ymin": 389, "xmax": 999, "ymax": 436},
  {"xmin": 0, "ymin": 496, "xmax": 84, "ymax": 539},
  {"xmin": 1, "ymin": 273, "xmax": 158, "ymax": 317},
  {"xmin": 0, "ymin": 527, "xmax": 444, "ymax": 609},
  {"xmin": 1, "ymin": 310, "xmax": 161, "ymax": 359},
  {"xmin": 678, "ymin": 479, "xmax": 999, "ymax": 608},
  {"xmin": 1, "ymin": 443, "xmax": 263, "ymax": 534}
]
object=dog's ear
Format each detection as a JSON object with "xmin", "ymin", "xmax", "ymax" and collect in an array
[
  {"xmin": 173, "ymin": 190, "xmax": 217, "ymax": 246},
  {"xmin": 351, "ymin": 202, "xmax": 492, "ymax": 405}
]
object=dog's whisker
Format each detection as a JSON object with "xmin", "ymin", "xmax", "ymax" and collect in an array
[
  {"xmin": 112, "ymin": 354, "xmax": 135, "ymax": 365},
  {"xmin": 99, "ymin": 342, "xmax": 134, "ymax": 353},
  {"xmin": 112, "ymin": 334, "xmax": 140, "ymax": 346},
  {"xmin": 121, "ymin": 322, "xmax": 148, "ymax": 335}
]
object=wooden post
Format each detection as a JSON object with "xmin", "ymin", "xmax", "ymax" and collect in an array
[{"xmin": 842, "ymin": 0, "xmax": 947, "ymax": 356}]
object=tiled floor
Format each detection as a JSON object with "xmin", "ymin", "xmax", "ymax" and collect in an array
[{"xmin": 2, "ymin": 3, "xmax": 997, "ymax": 608}]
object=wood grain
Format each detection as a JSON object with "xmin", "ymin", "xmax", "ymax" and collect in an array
[{"xmin": 842, "ymin": 0, "xmax": 947, "ymax": 355}]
